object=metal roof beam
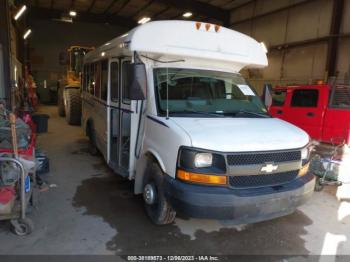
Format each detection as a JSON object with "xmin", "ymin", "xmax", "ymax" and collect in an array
[
  {"xmin": 153, "ymin": 0, "xmax": 230, "ymax": 25},
  {"xmin": 29, "ymin": 7, "xmax": 136, "ymax": 29}
]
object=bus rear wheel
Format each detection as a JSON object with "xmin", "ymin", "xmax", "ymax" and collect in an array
[
  {"xmin": 143, "ymin": 161, "xmax": 176, "ymax": 225},
  {"xmin": 65, "ymin": 88, "xmax": 82, "ymax": 126}
]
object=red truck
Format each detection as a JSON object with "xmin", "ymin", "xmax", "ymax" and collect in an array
[{"xmin": 268, "ymin": 84, "xmax": 350, "ymax": 145}]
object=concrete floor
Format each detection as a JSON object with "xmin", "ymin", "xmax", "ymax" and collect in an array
[{"xmin": 0, "ymin": 105, "xmax": 349, "ymax": 256}]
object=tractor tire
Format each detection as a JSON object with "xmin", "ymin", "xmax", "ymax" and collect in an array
[
  {"xmin": 65, "ymin": 88, "xmax": 82, "ymax": 126},
  {"xmin": 57, "ymin": 87, "xmax": 65, "ymax": 117}
]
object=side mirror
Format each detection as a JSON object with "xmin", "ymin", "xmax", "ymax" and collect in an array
[
  {"xmin": 127, "ymin": 63, "xmax": 147, "ymax": 100},
  {"xmin": 262, "ymin": 83, "xmax": 273, "ymax": 108}
]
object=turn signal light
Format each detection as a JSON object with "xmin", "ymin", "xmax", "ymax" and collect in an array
[
  {"xmin": 298, "ymin": 163, "xmax": 310, "ymax": 177},
  {"xmin": 177, "ymin": 170, "xmax": 227, "ymax": 186}
]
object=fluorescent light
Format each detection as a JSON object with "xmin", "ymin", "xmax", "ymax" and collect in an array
[
  {"xmin": 261, "ymin": 42, "xmax": 268, "ymax": 53},
  {"xmin": 69, "ymin": 10, "xmax": 77, "ymax": 17},
  {"xmin": 14, "ymin": 5, "xmax": 27, "ymax": 20},
  {"xmin": 101, "ymin": 52, "xmax": 106, "ymax": 57},
  {"xmin": 105, "ymin": 42, "xmax": 111, "ymax": 46},
  {"xmin": 183, "ymin": 12, "xmax": 192, "ymax": 18},
  {"xmin": 23, "ymin": 29, "xmax": 32, "ymax": 40},
  {"xmin": 138, "ymin": 17, "xmax": 151, "ymax": 24}
]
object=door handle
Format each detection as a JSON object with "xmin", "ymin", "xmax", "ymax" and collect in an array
[
  {"xmin": 276, "ymin": 110, "xmax": 283, "ymax": 114},
  {"xmin": 307, "ymin": 112, "xmax": 314, "ymax": 117}
]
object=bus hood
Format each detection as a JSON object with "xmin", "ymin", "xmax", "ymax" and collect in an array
[{"xmin": 170, "ymin": 117, "xmax": 309, "ymax": 152}]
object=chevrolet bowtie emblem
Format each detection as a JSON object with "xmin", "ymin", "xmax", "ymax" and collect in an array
[{"xmin": 261, "ymin": 163, "xmax": 278, "ymax": 173}]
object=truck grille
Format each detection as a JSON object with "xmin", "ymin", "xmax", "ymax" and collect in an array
[
  {"xmin": 229, "ymin": 170, "xmax": 299, "ymax": 188},
  {"xmin": 226, "ymin": 151, "xmax": 301, "ymax": 166}
]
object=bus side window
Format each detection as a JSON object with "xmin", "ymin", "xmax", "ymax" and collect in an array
[
  {"xmin": 89, "ymin": 63, "xmax": 95, "ymax": 95},
  {"xmin": 82, "ymin": 65, "xmax": 86, "ymax": 92},
  {"xmin": 110, "ymin": 62, "xmax": 119, "ymax": 102},
  {"xmin": 101, "ymin": 60, "xmax": 108, "ymax": 101},
  {"xmin": 94, "ymin": 62, "xmax": 101, "ymax": 98},
  {"xmin": 122, "ymin": 60, "xmax": 131, "ymax": 104}
]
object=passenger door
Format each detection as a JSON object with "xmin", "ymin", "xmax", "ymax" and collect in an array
[
  {"xmin": 108, "ymin": 58, "xmax": 133, "ymax": 177},
  {"xmin": 285, "ymin": 88, "xmax": 324, "ymax": 140},
  {"xmin": 322, "ymin": 85, "xmax": 350, "ymax": 144},
  {"xmin": 108, "ymin": 59, "xmax": 121, "ymax": 173},
  {"xmin": 119, "ymin": 59, "xmax": 132, "ymax": 172}
]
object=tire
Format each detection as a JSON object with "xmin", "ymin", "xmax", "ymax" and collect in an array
[
  {"xmin": 314, "ymin": 177, "xmax": 324, "ymax": 192},
  {"xmin": 143, "ymin": 161, "xmax": 176, "ymax": 225},
  {"xmin": 65, "ymin": 88, "xmax": 82, "ymax": 126},
  {"xmin": 57, "ymin": 87, "xmax": 65, "ymax": 117},
  {"xmin": 12, "ymin": 218, "xmax": 34, "ymax": 236}
]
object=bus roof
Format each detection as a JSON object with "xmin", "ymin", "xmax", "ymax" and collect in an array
[{"xmin": 85, "ymin": 20, "xmax": 268, "ymax": 71}]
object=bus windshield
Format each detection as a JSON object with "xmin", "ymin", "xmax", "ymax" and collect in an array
[{"xmin": 154, "ymin": 68, "xmax": 269, "ymax": 118}]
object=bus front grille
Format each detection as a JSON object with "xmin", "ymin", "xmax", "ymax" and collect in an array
[
  {"xmin": 229, "ymin": 170, "xmax": 299, "ymax": 188},
  {"xmin": 226, "ymin": 151, "xmax": 301, "ymax": 166}
]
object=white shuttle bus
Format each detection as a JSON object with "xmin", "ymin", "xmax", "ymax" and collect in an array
[{"xmin": 81, "ymin": 21, "xmax": 315, "ymax": 225}]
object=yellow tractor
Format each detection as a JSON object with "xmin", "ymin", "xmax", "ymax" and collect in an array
[{"xmin": 58, "ymin": 46, "xmax": 94, "ymax": 125}]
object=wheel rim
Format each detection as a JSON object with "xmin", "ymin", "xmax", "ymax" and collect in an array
[
  {"xmin": 143, "ymin": 183, "xmax": 157, "ymax": 205},
  {"xmin": 15, "ymin": 224, "xmax": 28, "ymax": 236}
]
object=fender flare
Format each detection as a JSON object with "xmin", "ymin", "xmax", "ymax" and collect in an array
[{"xmin": 134, "ymin": 149, "xmax": 166, "ymax": 194}]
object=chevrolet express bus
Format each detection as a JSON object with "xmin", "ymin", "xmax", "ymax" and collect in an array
[{"xmin": 81, "ymin": 21, "xmax": 315, "ymax": 225}]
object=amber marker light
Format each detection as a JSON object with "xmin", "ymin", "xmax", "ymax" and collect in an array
[
  {"xmin": 298, "ymin": 163, "xmax": 310, "ymax": 177},
  {"xmin": 177, "ymin": 170, "xmax": 227, "ymax": 186}
]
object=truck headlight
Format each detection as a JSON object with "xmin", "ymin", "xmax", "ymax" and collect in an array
[
  {"xmin": 177, "ymin": 147, "xmax": 226, "ymax": 174},
  {"xmin": 301, "ymin": 147, "xmax": 309, "ymax": 160},
  {"xmin": 194, "ymin": 153, "xmax": 213, "ymax": 168},
  {"xmin": 301, "ymin": 141, "xmax": 313, "ymax": 162}
]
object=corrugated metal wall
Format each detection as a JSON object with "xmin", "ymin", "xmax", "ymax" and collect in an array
[{"xmin": 230, "ymin": 0, "xmax": 350, "ymax": 93}]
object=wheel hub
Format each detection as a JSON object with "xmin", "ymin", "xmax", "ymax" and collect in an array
[{"xmin": 143, "ymin": 183, "xmax": 156, "ymax": 205}]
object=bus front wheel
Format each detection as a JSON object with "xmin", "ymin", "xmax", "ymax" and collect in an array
[{"xmin": 143, "ymin": 161, "xmax": 176, "ymax": 225}]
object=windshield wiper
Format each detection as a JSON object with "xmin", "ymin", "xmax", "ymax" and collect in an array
[
  {"xmin": 182, "ymin": 110, "xmax": 226, "ymax": 117},
  {"xmin": 234, "ymin": 110, "xmax": 270, "ymax": 118}
]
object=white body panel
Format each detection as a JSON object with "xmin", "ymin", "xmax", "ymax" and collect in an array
[{"xmin": 169, "ymin": 118, "xmax": 309, "ymax": 152}]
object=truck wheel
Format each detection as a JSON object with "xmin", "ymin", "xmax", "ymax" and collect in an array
[
  {"xmin": 57, "ymin": 87, "xmax": 65, "ymax": 117},
  {"xmin": 11, "ymin": 218, "xmax": 34, "ymax": 236},
  {"xmin": 143, "ymin": 162, "xmax": 176, "ymax": 225},
  {"xmin": 65, "ymin": 88, "xmax": 82, "ymax": 126}
]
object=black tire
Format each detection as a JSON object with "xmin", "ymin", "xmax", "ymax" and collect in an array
[
  {"xmin": 12, "ymin": 218, "xmax": 34, "ymax": 236},
  {"xmin": 57, "ymin": 87, "xmax": 65, "ymax": 117},
  {"xmin": 65, "ymin": 88, "xmax": 82, "ymax": 126},
  {"xmin": 143, "ymin": 161, "xmax": 176, "ymax": 225}
]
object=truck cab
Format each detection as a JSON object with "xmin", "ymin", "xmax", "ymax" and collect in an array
[{"xmin": 269, "ymin": 84, "xmax": 350, "ymax": 145}]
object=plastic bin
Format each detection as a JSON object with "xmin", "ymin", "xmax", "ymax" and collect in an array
[{"xmin": 32, "ymin": 114, "xmax": 49, "ymax": 133}]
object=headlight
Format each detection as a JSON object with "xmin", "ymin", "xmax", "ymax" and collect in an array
[
  {"xmin": 194, "ymin": 153, "xmax": 213, "ymax": 168},
  {"xmin": 177, "ymin": 147, "xmax": 226, "ymax": 174},
  {"xmin": 301, "ymin": 141, "xmax": 313, "ymax": 162},
  {"xmin": 301, "ymin": 147, "xmax": 309, "ymax": 160}
]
